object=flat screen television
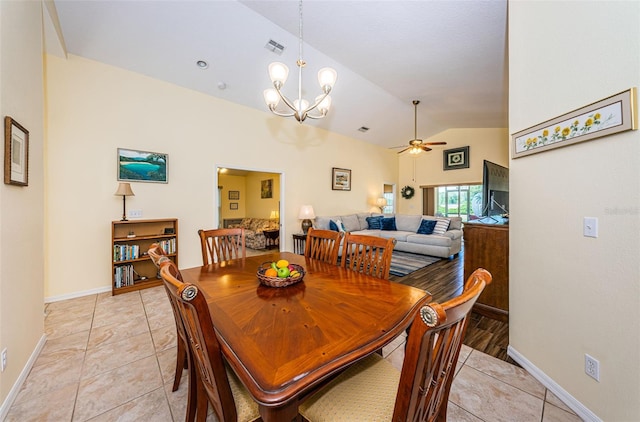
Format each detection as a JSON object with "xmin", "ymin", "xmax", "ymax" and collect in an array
[{"xmin": 482, "ymin": 160, "xmax": 509, "ymax": 216}]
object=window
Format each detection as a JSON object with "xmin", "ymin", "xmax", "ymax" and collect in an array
[
  {"xmin": 436, "ymin": 184, "xmax": 483, "ymax": 222},
  {"xmin": 382, "ymin": 184, "xmax": 395, "ymax": 214}
]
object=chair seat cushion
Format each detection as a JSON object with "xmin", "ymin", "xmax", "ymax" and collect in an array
[
  {"xmin": 299, "ymin": 353, "xmax": 400, "ymax": 421},
  {"xmin": 226, "ymin": 365, "xmax": 260, "ymax": 421}
]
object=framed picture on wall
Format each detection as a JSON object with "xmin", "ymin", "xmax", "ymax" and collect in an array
[
  {"xmin": 261, "ymin": 179, "xmax": 273, "ymax": 198},
  {"xmin": 228, "ymin": 190, "xmax": 240, "ymax": 200},
  {"xmin": 117, "ymin": 148, "xmax": 168, "ymax": 183},
  {"xmin": 443, "ymin": 146, "xmax": 470, "ymax": 171},
  {"xmin": 230, "ymin": 202, "xmax": 238, "ymax": 210},
  {"xmin": 332, "ymin": 167, "xmax": 351, "ymax": 191},
  {"xmin": 4, "ymin": 116, "xmax": 29, "ymax": 186}
]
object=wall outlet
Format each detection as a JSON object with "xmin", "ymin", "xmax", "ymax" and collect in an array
[
  {"xmin": 1, "ymin": 348, "xmax": 7, "ymax": 372},
  {"xmin": 128, "ymin": 209, "xmax": 143, "ymax": 218},
  {"xmin": 585, "ymin": 353, "xmax": 600, "ymax": 381}
]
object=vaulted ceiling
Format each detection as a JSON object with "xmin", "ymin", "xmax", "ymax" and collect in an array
[{"xmin": 46, "ymin": 0, "xmax": 508, "ymax": 150}]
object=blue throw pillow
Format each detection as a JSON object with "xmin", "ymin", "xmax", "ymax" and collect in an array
[
  {"xmin": 366, "ymin": 216, "xmax": 383, "ymax": 230},
  {"xmin": 381, "ymin": 217, "xmax": 397, "ymax": 231},
  {"xmin": 417, "ymin": 219, "xmax": 437, "ymax": 235},
  {"xmin": 329, "ymin": 220, "xmax": 339, "ymax": 231}
]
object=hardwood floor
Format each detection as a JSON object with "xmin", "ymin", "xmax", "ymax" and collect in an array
[{"xmin": 389, "ymin": 248, "xmax": 514, "ymax": 364}]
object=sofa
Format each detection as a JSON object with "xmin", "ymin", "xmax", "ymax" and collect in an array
[
  {"xmin": 313, "ymin": 213, "xmax": 462, "ymax": 259},
  {"xmin": 229, "ymin": 218, "xmax": 280, "ymax": 250}
]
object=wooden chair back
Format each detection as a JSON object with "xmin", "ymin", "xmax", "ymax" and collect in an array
[
  {"xmin": 159, "ymin": 260, "xmax": 240, "ymax": 422},
  {"xmin": 393, "ymin": 268, "xmax": 493, "ymax": 421},
  {"xmin": 198, "ymin": 228, "xmax": 246, "ymax": 265},
  {"xmin": 304, "ymin": 228, "xmax": 343, "ymax": 265},
  {"xmin": 148, "ymin": 244, "xmax": 195, "ymax": 419},
  {"xmin": 341, "ymin": 232, "xmax": 396, "ymax": 279}
]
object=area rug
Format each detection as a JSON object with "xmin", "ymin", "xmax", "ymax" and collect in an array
[{"xmin": 389, "ymin": 251, "xmax": 441, "ymax": 277}]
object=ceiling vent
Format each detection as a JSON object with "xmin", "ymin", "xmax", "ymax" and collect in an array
[
  {"xmin": 358, "ymin": 126, "xmax": 370, "ymax": 133},
  {"xmin": 265, "ymin": 40, "xmax": 285, "ymax": 55}
]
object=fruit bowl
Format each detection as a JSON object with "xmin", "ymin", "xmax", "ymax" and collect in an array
[{"xmin": 257, "ymin": 262, "xmax": 305, "ymax": 288}]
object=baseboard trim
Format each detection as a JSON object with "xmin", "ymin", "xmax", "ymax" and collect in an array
[
  {"xmin": 0, "ymin": 334, "xmax": 47, "ymax": 420},
  {"xmin": 45, "ymin": 285, "xmax": 111, "ymax": 303},
  {"xmin": 507, "ymin": 345, "xmax": 602, "ymax": 422}
]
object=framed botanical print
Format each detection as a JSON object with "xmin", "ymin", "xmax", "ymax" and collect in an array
[{"xmin": 4, "ymin": 117, "xmax": 29, "ymax": 186}]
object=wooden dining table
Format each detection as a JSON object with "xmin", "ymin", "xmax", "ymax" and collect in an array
[{"xmin": 180, "ymin": 251, "xmax": 430, "ymax": 421}]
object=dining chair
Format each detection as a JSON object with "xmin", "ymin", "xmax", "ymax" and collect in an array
[
  {"xmin": 304, "ymin": 227, "xmax": 343, "ymax": 265},
  {"xmin": 198, "ymin": 228, "xmax": 246, "ymax": 265},
  {"xmin": 148, "ymin": 244, "xmax": 195, "ymax": 422},
  {"xmin": 341, "ymin": 232, "xmax": 396, "ymax": 279},
  {"xmin": 159, "ymin": 259, "xmax": 260, "ymax": 422},
  {"xmin": 299, "ymin": 268, "xmax": 493, "ymax": 422},
  {"xmin": 148, "ymin": 244, "xmax": 189, "ymax": 393}
]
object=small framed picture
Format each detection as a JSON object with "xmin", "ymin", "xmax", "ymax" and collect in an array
[
  {"xmin": 230, "ymin": 202, "xmax": 238, "ymax": 210},
  {"xmin": 332, "ymin": 167, "xmax": 351, "ymax": 191},
  {"xmin": 261, "ymin": 179, "xmax": 273, "ymax": 199},
  {"xmin": 443, "ymin": 146, "xmax": 470, "ymax": 171},
  {"xmin": 4, "ymin": 117, "xmax": 29, "ymax": 186},
  {"xmin": 228, "ymin": 190, "xmax": 240, "ymax": 200}
]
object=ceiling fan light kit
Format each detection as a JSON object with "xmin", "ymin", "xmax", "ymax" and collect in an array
[
  {"xmin": 393, "ymin": 100, "xmax": 446, "ymax": 154},
  {"xmin": 263, "ymin": 0, "xmax": 337, "ymax": 123}
]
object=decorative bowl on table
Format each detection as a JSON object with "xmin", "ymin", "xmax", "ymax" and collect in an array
[{"xmin": 257, "ymin": 261, "xmax": 305, "ymax": 288}]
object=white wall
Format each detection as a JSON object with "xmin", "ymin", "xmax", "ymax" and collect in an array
[
  {"xmin": 509, "ymin": 2, "xmax": 639, "ymax": 420},
  {"xmin": 0, "ymin": 0, "xmax": 45, "ymax": 408},
  {"xmin": 397, "ymin": 128, "xmax": 509, "ymax": 214},
  {"xmin": 44, "ymin": 54, "xmax": 398, "ymax": 299}
]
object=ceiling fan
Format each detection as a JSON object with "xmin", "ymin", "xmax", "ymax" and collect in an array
[{"xmin": 391, "ymin": 100, "xmax": 446, "ymax": 154}]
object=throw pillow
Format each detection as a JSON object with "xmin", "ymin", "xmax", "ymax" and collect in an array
[
  {"xmin": 381, "ymin": 217, "xmax": 397, "ymax": 231},
  {"xmin": 366, "ymin": 216, "xmax": 383, "ymax": 230},
  {"xmin": 416, "ymin": 219, "xmax": 437, "ymax": 235},
  {"xmin": 432, "ymin": 218, "xmax": 451, "ymax": 235},
  {"xmin": 330, "ymin": 219, "xmax": 346, "ymax": 232}
]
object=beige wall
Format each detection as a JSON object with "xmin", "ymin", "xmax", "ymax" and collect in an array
[
  {"xmin": 397, "ymin": 128, "xmax": 509, "ymax": 214},
  {"xmin": 245, "ymin": 172, "xmax": 280, "ymax": 219},
  {"xmin": 44, "ymin": 54, "xmax": 398, "ymax": 299},
  {"xmin": 0, "ymin": 0, "xmax": 45, "ymax": 408},
  {"xmin": 218, "ymin": 174, "xmax": 247, "ymax": 221},
  {"xmin": 509, "ymin": 2, "xmax": 639, "ymax": 420}
]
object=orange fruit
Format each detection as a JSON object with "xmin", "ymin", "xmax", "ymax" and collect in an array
[{"xmin": 265, "ymin": 268, "xmax": 278, "ymax": 277}]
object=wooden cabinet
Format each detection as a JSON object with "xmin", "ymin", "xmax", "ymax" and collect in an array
[
  {"xmin": 111, "ymin": 218, "xmax": 178, "ymax": 295},
  {"xmin": 463, "ymin": 222, "xmax": 508, "ymax": 321}
]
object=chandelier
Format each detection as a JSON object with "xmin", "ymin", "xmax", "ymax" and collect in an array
[{"xmin": 263, "ymin": 0, "xmax": 337, "ymax": 123}]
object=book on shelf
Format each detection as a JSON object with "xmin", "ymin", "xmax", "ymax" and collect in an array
[{"xmin": 113, "ymin": 264, "xmax": 135, "ymax": 288}]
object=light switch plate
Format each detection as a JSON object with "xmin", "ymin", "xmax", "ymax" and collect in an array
[{"xmin": 583, "ymin": 217, "xmax": 598, "ymax": 238}]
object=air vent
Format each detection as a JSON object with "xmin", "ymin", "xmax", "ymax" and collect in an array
[
  {"xmin": 265, "ymin": 40, "xmax": 285, "ymax": 55},
  {"xmin": 358, "ymin": 126, "xmax": 370, "ymax": 133}
]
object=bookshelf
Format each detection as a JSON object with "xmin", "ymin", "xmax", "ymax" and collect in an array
[{"xmin": 111, "ymin": 218, "xmax": 178, "ymax": 295}]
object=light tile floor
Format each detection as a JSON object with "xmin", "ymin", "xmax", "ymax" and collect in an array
[{"xmin": 6, "ymin": 286, "xmax": 583, "ymax": 421}]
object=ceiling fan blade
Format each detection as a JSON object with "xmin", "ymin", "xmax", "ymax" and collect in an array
[
  {"xmin": 397, "ymin": 147, "xmax": 411, "ymax": 154},
  {"xmin": 425, "ymin": 141, "xmax": 447, "ymax": 145},
  {"xmin": 389, "ymin": 145, "xmax": 408, "ymax": 149},
  {"xmin": 421, "ymin": 146, "xmax": 432, "ymax": 152}
]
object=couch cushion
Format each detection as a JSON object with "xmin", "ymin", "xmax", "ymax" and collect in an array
[
  {"xmin": 366, "ymin": 216, "xmax": 383, "ymax": 230},
  {"xmin": 340, "ymin": 214, "xmax": 360, "ymax": 232},
  {"xmin": 417, "ymin": 219, "xmax": 437, "ymax": 235},
  {"xmin": 329, "ymin": 219, "xmax": 346, "ymax": 232},
  {"xmin": 356, "ymin": 213, "xmax": 371, "ymax": 230},
  {"xmin": 381, "ymin": 217, "xmax": 397, "ymax": 231},
  {"xmin": 406, "ymin": 234, "xmax": 452, "ymax": 247},
  {"xmin": 378, "ymin": 230, "xmax": 412, "ymax": 242},
  {"xmin": 395, "ymin": 214, "xmax": 422, "ymax": 232},
  {"xmin": 432, "ymin": 219, "xmax": 451, "ymax": 235},
  {"xmin": 315, "ymin": 216, "xmax": 338, "ymax": 230},
  {"xmin": 448, "ymin": 217, "xmax": 463, "ymax": 230}
]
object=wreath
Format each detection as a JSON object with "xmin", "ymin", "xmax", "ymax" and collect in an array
[{"xmin": 401, "ymin": 185, "xmax": 415, "ymax": 199}]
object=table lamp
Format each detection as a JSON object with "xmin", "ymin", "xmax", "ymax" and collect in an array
[
  {"xmin": 270, "ymin": 210, "xmax": 280, "ymax": 220},
  {"xmin": 376, "ymin": 197, "xmax": 387, "ymax": 213},
  {"xmin": 298, "ymin": 205, "xmax": 315, "ymax": 234},
  {"xmin": 114, "ymin": 182, "xmax": 135, "ymax": 221}
]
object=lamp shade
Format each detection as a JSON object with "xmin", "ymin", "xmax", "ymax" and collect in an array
[
  {"xmin": 376, "ymin": 197, "xmax": 387, "ymax": 208},
  {"xmin": 114, "ymin": 182, "xmax": 135, "ymax": 197},
  {"xmin": 270, "ymin": 210, "xmax": 280, "ymax": 219},
  {"xmin": 298, "ymin": 205, "xmax": 315, "ymax": 220}
]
